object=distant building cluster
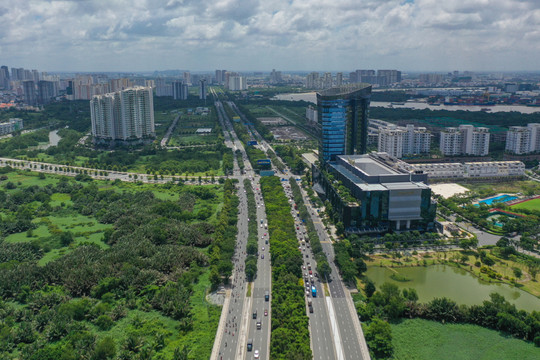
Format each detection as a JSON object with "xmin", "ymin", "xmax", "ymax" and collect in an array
[
  {"xmin": 270, "ymin": 69, "xmax": 282, "ymax": 84},
  {"xmin": 505, "ymin": 123, "xmax": 540, "ymax": 155},
  {"xmin": 90, "ymin": 86, "xmax": 155, "ymax": 145},
  {"xmin": 440, "ymin": 125, "xmax": 490, "ymax": 156},
  {"xmin": 377, "ymin": 124, "xmax": 431, "ymax": 159},
  {"xmin": 0, "ymin": 118, "xmax": 23, "ymax": 135},
  {"xmin": 349, "ymin": 69, "xmax": 401, "ymax": 86},
  {"xmin": 305, "ymin": 72, "xmax": 343, "ymax": 89},
  {"xmin": 69, "ymin": 76, "xmax": 155, "ymax": 100}
]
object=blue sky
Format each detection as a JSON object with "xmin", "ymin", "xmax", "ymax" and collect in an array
[{"xmin": 1, "ymin": 0, "xmax": 540, "ymax": 72}]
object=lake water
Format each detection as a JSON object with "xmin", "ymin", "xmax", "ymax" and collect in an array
[
  {"xmin": 365, "ymin": 265, "xmax": 540, "ymax": 312},
  {"xmin": 272, "ymin": 92, "xmax": 540, "ymax": 114}
]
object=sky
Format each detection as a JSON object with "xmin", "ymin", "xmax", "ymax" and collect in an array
[{"xmin": 2, "ymin": 0, "xmax": 540, "ymax": 73}]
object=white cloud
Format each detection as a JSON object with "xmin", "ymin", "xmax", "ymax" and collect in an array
[{"xmin": 0, "ymin": 0, "xmax": 539, "ymax": 71}]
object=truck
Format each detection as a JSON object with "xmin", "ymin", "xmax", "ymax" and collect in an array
[
  {"xmin": 308, "ymin": 299, "xmax": 313, "ymax": 313},
  {"xmin": 311, "ymin": 286, "xmax": 317, "ymax": 297},
  {"xmin": 265, "ymin": 291, "xmax": 269, "ymax": 301},
  {"xmin": 247, "ymin": 339, "xmax": 253, "ymax": 351}
]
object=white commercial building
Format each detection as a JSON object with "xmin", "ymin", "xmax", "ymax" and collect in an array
[
  {"xmin": 378, "ymin": 124, "xmax": 431, "ymax": 158},
  {"xmin": 404, "ymin": 161, "xmax": 525, "ymax": 179},
  {"xmin": 440, "ymin": 125, "xmax": 490, "ymax": 156},
  {"xmin": 505, "ymin": 123, "xmax": 540, "ymax": 154},
  {"xmin": 90, "ymin": 86, "xmax": 155, "ymax": 143}
]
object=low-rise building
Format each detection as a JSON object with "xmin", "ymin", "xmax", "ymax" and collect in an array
[
  {"xmin": 0, "ymin": 118, "xmax": 23, "ymax": 135},
  {"xmin": 403, "ymin": 160, "xmax": 525, "ymax": 179}
]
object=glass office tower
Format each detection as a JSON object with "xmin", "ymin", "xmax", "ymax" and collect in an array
[{"xmin": 317, "ymin": 84, "xmax": 372, "ymax": 162}]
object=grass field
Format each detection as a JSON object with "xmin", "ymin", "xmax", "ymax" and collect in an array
[
  {"xmin": 511, "ymin": 198, "xmax": 540, "ymax": 211},
  {"xmin": 462, "ymin": 180, "xmax": 540, "ymax": 196},
  {"xmin": 391, "ymin": 318, "xmax": 539, "ymax": 360}
]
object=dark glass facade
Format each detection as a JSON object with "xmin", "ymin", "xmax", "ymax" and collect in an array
[{"xmin": 317, "ymin": 84, "xmax": 371, "ymax": 162}]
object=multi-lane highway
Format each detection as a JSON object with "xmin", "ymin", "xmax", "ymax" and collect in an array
[
  {"xmin": 211, "ymin": 96, "xmax": 272, "ymax": 360},
  {"xmin": 229, "ymin": 100, "xmax": 371, "ymax": 360}
]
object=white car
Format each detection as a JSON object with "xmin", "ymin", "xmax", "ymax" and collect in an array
[{"xmin": 254, "ymin": 350, "xmax": 260, "ymax": 359}]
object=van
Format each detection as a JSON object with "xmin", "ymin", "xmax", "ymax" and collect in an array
[
  {"xmin": 247, "ymin": 339, "xmax": 253, "ymax": 351},
  {"xmin": 252, "ymin": 310, "xmax": 257, "ymax": 319}
]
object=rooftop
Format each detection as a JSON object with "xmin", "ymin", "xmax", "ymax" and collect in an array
[
  {"xmin": 351, "ymin": 157, "xmax": 400, "ymax": 176},
  {"xmin": 317, "ymin": 83, "xmax": 372, "ymax": 99}
]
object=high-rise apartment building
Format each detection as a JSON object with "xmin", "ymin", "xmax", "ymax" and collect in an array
[
  {"xmin": 378, "ymin": 124, "xmax": 431, "ymax": 158},
  {"xmin": 155, "ymin": 78, "xmax": 172, "ymax": 97},
  {"xmin": 172, "ymin": 81, "xmax": 188, "ymax": 100},
  {"xmin": 306, "ymin": 72, "xmax": 320, "ymax": 89},
  {"xmin": 440, "ymin": 125, "xmax": 490, "ymax": 156},
  {"xmin": 183, "ymin": 72, "xmax": 191, "ymax": 86},
  {"xmin": 336, "ymin": 72, "xmax": 343, "ymax": 87},
  {"xmin": 377, "ymin": 70, "xmax": 402, "ymax": 85},
  {"xmin": 270, "ymin": 69, "xmax": 282, "ymax": 84},
  {"xmin": 378, "ymin": 125, "xmax": 404, "ymax": 158},
  {"xmin": 322, "ymin": 72, "xmax": 333, "ymax": 89},
  {"xmin": 403, "ymin": 124, "xmax": 431, "ymax": 155},
  {"xmin": 37, "ymin": 80, "xmax": 56, "ymax": 105},
  {"xmin": 505, "ymin": 123, "xmax": 540, "ymax": 154},
  {"xmin": 228, "ymin": 76, "xmax": 247, "ymax": 91},
  {"xmin": 215, "ymin": 70, "xmax": 222, "ymax": 84},
  {"xmin": 199, "ymin": 79, "xmax": 207, "ymax": 100},
  {"xmin": 0, "ymin": 66, "xmax": 10, "ymax": 90},
  {"xmin": 317, "ymin": 83, "xmax": 372, "ymax": 162},
  {"xmin": 23, "ymin": 80, "xmax": 37, "ymax": 106},
  {"xmin": 90, "ymin": 86, "xmax": 155, "ymax": 144}
]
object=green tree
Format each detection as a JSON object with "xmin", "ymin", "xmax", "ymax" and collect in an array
[
  {"xmin": 365, "ymin": 280, "xmax": 376, "ymax": 298},
  {"xmin": 59, "ymin": 231, "xmax": 74, "ymax": 247},
  {"xmin": 364, "ymin": 317, "xmax": 393, "ymax": 359},
  {"xmin": 92, "ymin": 337, "xmax": 116, "ymax": 360}
]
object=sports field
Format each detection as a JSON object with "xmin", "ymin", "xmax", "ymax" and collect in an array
[{"xmin": 510, "ymin": 197, "xmax": 540, "ymax": 211}]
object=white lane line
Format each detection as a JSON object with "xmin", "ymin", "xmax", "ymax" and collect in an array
[{"xmin": 325, "ymin": 297, "xmax": 345, "ymax": 360}]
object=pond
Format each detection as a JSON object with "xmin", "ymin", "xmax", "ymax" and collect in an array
[{"xmin": 365, "ymin": 265, "xmax": 540, "ymax": 312}]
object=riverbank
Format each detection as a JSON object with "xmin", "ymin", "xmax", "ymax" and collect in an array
[{"xmin": 364, "ymin": 249, "xmax": 540, "ymax": 300}]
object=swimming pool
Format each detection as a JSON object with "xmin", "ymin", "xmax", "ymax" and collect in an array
[{"xmin": 479, "ymin": 194, "xmax": 518, "ymax": 205}]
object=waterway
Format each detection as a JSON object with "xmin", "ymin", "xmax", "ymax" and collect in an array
[
  {"xmin": 272, "ymin": 92, "xmax": 540, "ymax": 114},
  {"xmin": 365, "ymin": 265, "xmax": 540, "ymax": 312},
  {"xmin": 35, "ymin": 130, "xmax": 62, "ymax": 150}
]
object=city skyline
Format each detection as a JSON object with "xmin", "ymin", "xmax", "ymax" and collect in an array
[{"xmin": 2, "ymin": 0, "xmax": 540, "ymax": 72}]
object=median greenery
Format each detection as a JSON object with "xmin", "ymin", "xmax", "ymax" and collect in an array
[
  {"xmin": 244, "ymin": 179, "xmax": 258, "ymax": 281},
  {"xmin": 260, "ymin": 176, "xmax": 312, "ymax": 360},
  {"xmin": 288, "ymin": 178, "xmax": 331, "ymax": 278}
]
